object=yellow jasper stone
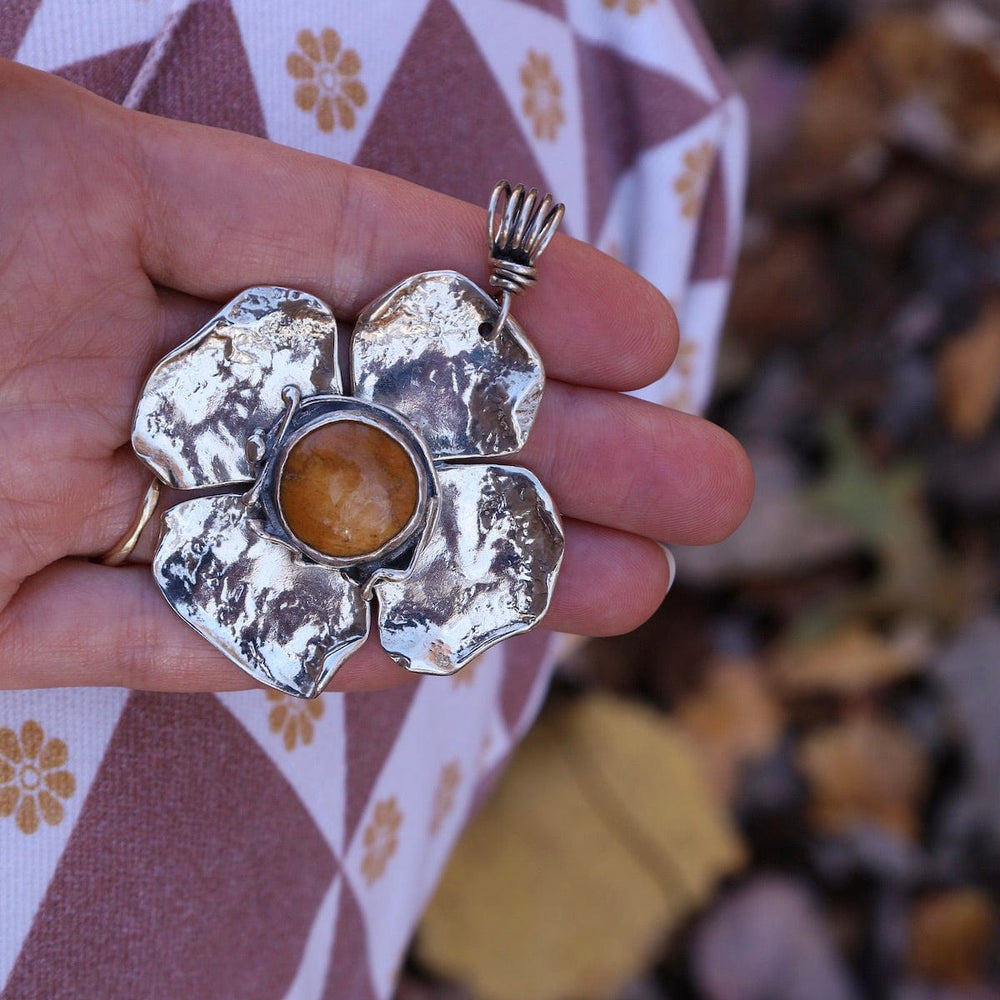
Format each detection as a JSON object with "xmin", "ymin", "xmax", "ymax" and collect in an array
[{"xmin": 279, "ymin": 421, "xmax": 419, "ymax": 559}]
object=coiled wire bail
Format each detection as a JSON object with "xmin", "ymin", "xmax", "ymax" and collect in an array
[{"xmin": 485, "ymin": 180, "xmax": 565, "ymax": 339}]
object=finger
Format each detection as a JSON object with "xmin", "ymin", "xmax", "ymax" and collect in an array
[
  {"xmin": 518, "ymin": 382, "xmax": 755, "ymax": 544},
  {"xmin": 152, "ymin": 286, "xmax": 221, "ymax": 361},
  {"xmin": 120, "ymin": 89, "xmax": 678, "ymax": 391},
  {"xmin": 0, "ymin": 520, "xmax": 671, "ymax": 692},
  {"xmin": 549, "ymin": 520, "xmax": 673, "ymax": 635},
  {"xmin": 83, "ymin": 374, "xmax": 754, "ymax": 566},
  {"xmin": 0, "ymin": 561, "xmax": 408, "ymax": 693},
  {"xmin": 0, "ymin": 416, "xmax": 155, "ymax": 597}
]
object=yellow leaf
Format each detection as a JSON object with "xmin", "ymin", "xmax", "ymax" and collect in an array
[{"xmin": 417, "ymin": 693, "xmax": 744, "ymax": 1000}]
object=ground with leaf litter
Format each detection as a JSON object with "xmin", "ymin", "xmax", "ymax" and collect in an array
[{"xmin": 400, "ymin": 2, "xmax": 1000, "ymax": 998}]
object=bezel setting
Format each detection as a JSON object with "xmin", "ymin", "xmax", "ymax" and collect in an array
[{"xmin": 251, "ymin": 391, "xmax": 440, "ymax": 590}]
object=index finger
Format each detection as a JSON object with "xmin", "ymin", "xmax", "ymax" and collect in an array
[{"xmin": 121, "ymin": 89, "xmax": 678, "ymax": 391}]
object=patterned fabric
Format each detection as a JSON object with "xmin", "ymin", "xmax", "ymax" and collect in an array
[{"xmin": 0, "ymin": 2, "xmax": 746, "ymax": 997}]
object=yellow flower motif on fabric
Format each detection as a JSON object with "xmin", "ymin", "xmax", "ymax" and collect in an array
[
  {"xmin": 0, "ymin": 721, "xmax": 76, "ymax": 835},
  {"xmin": 674, "ymin": 339, "xmax": 697, "ymax": 379},
  {"xmin": 265, "ymin": 689, "xmax": 324, "ymax": 751},
  {"xmin": 287, "ymin": 28, "xmax": 367, "ymax": 133},
  {"xmin": 601, "ymin": 0, "xmax": 656, "ymax": 14},
  {"xmin": 430, "ymin": 760, "xmax": 462, "ymax": 835},
  {"xmin": 667, "ymin": 385, "xmax": 693, "ymax": 413},
  {"xmin": 674, "ymin": 141, "xmax": 716, "ymax": 219},
  {"xmin": 521, "ymin": 50, "xmax": 564, "ymax": 141},
  {"xmin": 361, "ymin": 796, "xmax": 403, "ymax": 885}
]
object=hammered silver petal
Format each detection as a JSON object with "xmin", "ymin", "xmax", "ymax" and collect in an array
[
  {"xmin": 351, "ymin": 271, "xmax": 544, "ymax": 461},
  {"xmin": 133, "ymin": 287, "xmax": 342, "ymax": 489},
  {"xmin": 374, "ymin": 464, "xmax": 563, "ymax": 675},
  {"xmin": 153, "ymin": 494, "xmax": 369, "ymax": 697}
]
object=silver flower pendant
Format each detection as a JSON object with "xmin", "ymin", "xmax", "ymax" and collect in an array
[{"xmin": 131, "ymin": 183, "xmax": 565, "ymax": 698}]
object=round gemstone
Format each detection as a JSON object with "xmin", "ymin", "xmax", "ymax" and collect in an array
[{"xmin": 278, "ymin": 420, "xmax": 420, "ymax": 559}]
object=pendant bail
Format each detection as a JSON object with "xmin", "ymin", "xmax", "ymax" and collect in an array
[{"xmin": 485, "ymin": 180, "xmax": 564, "ymax": 337}]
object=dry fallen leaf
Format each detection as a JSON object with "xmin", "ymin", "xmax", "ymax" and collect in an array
[
  {"xmin": 807, "ymin": 416, "xmax": 962, "ymax": 622},
  {"xmin": 675, "ymin": 656, "xmax": 784, "ymax": 802},
  {"xmin": 769, "ymin": 621, "xmax": 928, "ymax": 700},
  {"xmin": 727, "ymin": 226, "xmax": 837, "ymax": 345},
  {"xmin": 797, "ymin": 711, "xmax": 928, "ymax": 842},
  {"xmin": 908, "ymin": 887, "xmax": 997, "ymax": 988},
  {"xmin": 786, "ymin": 10, "xmax": 1000, "ymax": 200},
  {"xmin": 416, "ymin": 694, "xmax": 745, "ymax": 1000},
  {"xmin": 938, "ymin": 297, "xmax": 1000, "ymax": 439}
]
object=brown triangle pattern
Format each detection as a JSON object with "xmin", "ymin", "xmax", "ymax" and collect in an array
[
  {"xmin": 54, "ymin": 42, "xmax": 152, "ymax": 105},
  {"xmin": 0, "ymin": 0, "xmax": 42, "ymax": 59},
  {"xmin": 670, "ymin": 0, "xmax": 735, "ymax": 99},
  {"xmin": 321, "ymin": 878, "xmax": 378, "ymax": 1000},
  {"xmin": 575, "ymin": 36, "xmax": 716, "ymax": 243},
  {"xmin": 1, "ymin": 693, "xmax": 335, "ymax": 1000},
  {"xmin": 355, "ymin": 0, "xmax": 550, "ymax": 206},
  {"xmin": 140, "ymin": 0, "xmax": 267, "ymax": 138},
  {"xmin": 342, "ymin": 680, "xmax": 421, "ymax": 845},
  {"xmin": 690, "ymin": 154, "xmax": 730, "ymax": 281},
  {"xmin": 507, "ymin": 0, "xmax": 567, "ymax": 18},
  {"xmin": 499, "ymin": 630, "xmax": 553, "ymax": 735}
]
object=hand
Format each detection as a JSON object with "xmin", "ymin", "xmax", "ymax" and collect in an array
[{"xmin": 0, "ymin": 60, "xmax": 753, "ymax": 693}]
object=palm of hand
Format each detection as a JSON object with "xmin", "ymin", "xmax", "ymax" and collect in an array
[{"xmin": 0, "ymin": 60, "xmax": 752, "ymax": 693}]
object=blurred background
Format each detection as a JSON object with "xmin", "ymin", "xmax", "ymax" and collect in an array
[{"xmin": 402, "ymin": 1, "xmax": 1000, "ymax": 997}]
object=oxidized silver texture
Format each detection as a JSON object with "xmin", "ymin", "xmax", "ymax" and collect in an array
[
  {"xmin": 134, "ymin": 288, "xmax": 341, "ymax": 489},
  {"xmin": 132, "ymin": 183, "xmax": 565, "ymax": 698},
  {"xmin": 154, "ymin": 494, "xmax": 370, "ymax": 698},
  {"xmin": 377, "ymin": 465, "xmax": 563, "ymax": 675},
  {"xmin": 352, "ymin": 271, "xmax": 543, "ymax": 459}
]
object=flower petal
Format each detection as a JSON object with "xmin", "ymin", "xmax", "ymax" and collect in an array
[
  {"xmin": 287, "ymin": 51, "xmax": 316, "ymax": 80},
  {"xmin": 154, "ymin": 494, "xmax": 370, "ymax": 697},
  {"xmin": 321, "ymin": 27, "xmax": 342, "ymax": 63},
  {"xmin": 38, "ymin": 738, "xmax": 67, "ymax": 771},
  {"xmin": 44, "ymin": 771, "xmax": 75, "ymax": 799},
  {"xmin": 342, "ymin": 78, "xmax": 367, "ymax": 108},
  {"xmin": 335, "ymin": 96, "xmax": 356, "ymax": 131},
  {"xmin": 352, "ymin": 272, "xmax": 545, "ymax": 460},
  {"xmin": 375, "ymin": 464, "xmax": 563, "ymax": 674},
  {"xmin": 295, "ymin": 82, "xmax": 319, "ymax": 112},
  {"xmin": 20, "ymin": 721, "xmax": 43, "ymax": 760},
  {"xmin": 317, "ymin": 96, "xmax": 335, "ymax": 133},
  {"xmin": 38, "ymin": 790, "xmax": 64, "ymax": 826},
  {"xmin": 0, "ymin": 728, "xmax": 20, "ymax": 763},
  {"xmin": 0, "ymin": 785, "xmax": 18, "ymax": 816},
  {"xmin": 133, "ymin": 287, "xmax": 341, "ymax": 489},
  {"xmin": 268, "ymin": 704, "xmax": 288, "ymax": 733},
  {"xmin": 299, "ymin": 714, "xmax": 315, "ymax": 746},
  {"xmin": 337, "ymin": 49, "xmax": 360, "ymax": 77},
  {"xmin": 296, "ymin": 30, "xmax": 321, "ymax": 64},
  {"xmin": 17, "ymin": 794, "xmax": 38, "ymax": 834}
]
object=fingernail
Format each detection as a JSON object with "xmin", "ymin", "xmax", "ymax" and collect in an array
[{"xmin": 657, "ymin": 542, "xmax": 676, "ymax": 595}]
